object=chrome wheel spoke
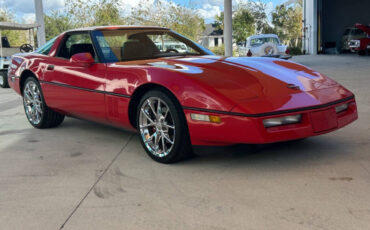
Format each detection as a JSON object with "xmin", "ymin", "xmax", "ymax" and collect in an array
[
  {"xmin": 157, "ymin": 99, "xmax": 162, "ymax": 116},
  {"xmin": 161, "ymin": 135, "xmax": 167, "ymax": 153},
  {"xmin": 163, "ymin": 123, "xmax": 175, "ymax": 129},
  {"xmin": 35, "ymin": 106, "xmax": 43, "ymax": 114},
  {"xmin": 147, "ymin": 99, "xmax": 157, "ymax": 118},
  {"xmin": 24, "ymin": 92, "xmax": 33, "ymax": 103},
  {"xmin": 163, "ymin": 107, "xmax": 170, "ymax": 119},
  {"xmin": 141, "ymin": 108, "xmax": 155, "ymax": 124},
  {"xmin": 140, "ymin": 123, "xmax": 155, "ymax": 129},
  {"xmin": 162, "ymin": 132, "xmax": 174, "ymax": 145},
  {"xmin": 154, "ymin": 132, "xmax": 161, "ymax": 146}
]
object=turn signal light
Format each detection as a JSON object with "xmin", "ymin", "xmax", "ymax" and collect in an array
[
  {"xmin": 191, "ymin": 113, "xmax": 222, "ymax": 123},
  {"xmin": 209, "ymin": 115, "xmax": 222, "ymax": 123}
]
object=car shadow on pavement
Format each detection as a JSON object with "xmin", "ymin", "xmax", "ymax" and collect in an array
[
  {"xmin": 61, "ymin": 118, "xmax": 354, "ymax": 171},
  {"xmin": 187, "ymin": 136, "xmax": 353, "ymax": 169},
  {"xmin": 4, "ymin": 116, "xmax": 354, "ymax": 172}
]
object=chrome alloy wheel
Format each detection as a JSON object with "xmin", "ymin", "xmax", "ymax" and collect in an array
[
  {"xmin": 139, "ymin": 97, "xmax": 175, "ymax": 158},
  {"xmin": 23, "ymin": 80, "xmax": 43, "ymax": 125}
]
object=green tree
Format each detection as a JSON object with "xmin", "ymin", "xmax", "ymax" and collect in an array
[
  {"xmin": 93, "ymin": 0, "xmax": 123, "ymax": 26},
  {"xmin": 45, "ymin": 11, "xmax": 73, "ymax": 41},
  {"xmin": 215, "ymin": 1, "xmax": 273, "ymax": 43},
  {"xmin": 271, "ymin": 1, "xmax": 302, "ymax": 47},
  {"xmin": 247, "ymin": 1, "xmax": 273, "ymax": 34},
  {"xmin": 232, "ymin": 8, "xmax": 255, "ymax": 43},
  {"xmin": 129, "ymin": 0, "xmax": 205, "ymax": 41}
]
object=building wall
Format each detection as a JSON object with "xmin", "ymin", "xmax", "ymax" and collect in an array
[{"xmin": 200, "ymin": 36, "xmax": 224, "ymax": 48}]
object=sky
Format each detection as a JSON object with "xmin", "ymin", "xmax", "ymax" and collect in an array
[{"xmin": 0, "ymin": 0, "xmax": 287, "ymax": 24}]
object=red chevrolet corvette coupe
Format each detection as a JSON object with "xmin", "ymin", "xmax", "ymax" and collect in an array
[{"xmin": 8, "ymin": 26, "xmax": 357, "ymax": 163}]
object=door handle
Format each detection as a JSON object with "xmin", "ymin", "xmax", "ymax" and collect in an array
[{"xmin": 47, "ymin": 64, "xmax": 55, "ymax": 71}]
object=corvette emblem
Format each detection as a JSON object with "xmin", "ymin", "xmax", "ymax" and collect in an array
[{"xmin": 287, "ymin": 83, "xmax": 300, "ymax": 90}]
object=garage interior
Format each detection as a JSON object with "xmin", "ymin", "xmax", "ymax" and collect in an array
[{"xmin": 318, "ymin": 0, "xmax": 370, "ymax": 53}]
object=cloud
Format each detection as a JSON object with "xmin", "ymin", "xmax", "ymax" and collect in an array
[
  {"xmin": 118, "ymin": 0, "xmax": 155, "ymax": 15},
  {"xmin": 120, "ymin": 0, "xmax": 155, "ymax": 8},
  {"xmin": 197, "ymin": 3, "xmax": 221, "ymax": 22},
  {"xmin": 44, "ymin": 0, "xmax": 65, "ymax": 12},
  {"xmin": 22, "ymin": 13, "xmax": 35, "ymax": 23},
  {"xmin": 2, "ymin": 0, "xmax": 64, "ymax": 14},
  {"xmin": 196, "ymin": 0, "xmax": 224, "ymax": 7}
]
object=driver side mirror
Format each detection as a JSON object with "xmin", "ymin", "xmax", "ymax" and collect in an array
[{"xmin": 70, "ymin": 52, "xmax": 95, "ymax": 66}]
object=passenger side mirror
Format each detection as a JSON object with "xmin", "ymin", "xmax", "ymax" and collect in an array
[{"xmin": 70, "ymin": 52, "xmax": 95, "ymax": 66}]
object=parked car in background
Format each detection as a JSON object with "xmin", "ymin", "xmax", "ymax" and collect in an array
[
  {"xmin": 155, "ymin": 42, "xmax": 189, "ymax": 53},
  {"xmin": 8, "ymin": 26, "xmax": 357, "ymax": 163},
  {"xmin": 349, "ymin": 23, "xmax": 370, "ymax": 56},
  {"xmin": 342, "ymin": 26, "xmax": 367, "ymax": 52},
  {"xmin": 238, "ymin": 34, "xmax": 291, "ymax": 59}
]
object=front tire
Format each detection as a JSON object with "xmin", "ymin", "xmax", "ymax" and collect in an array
[
  {"xmin": 0, "ymin": 70, "xmax": 9, "ymax": 88},
  {"xmin": 137, "ymin": 89, "xmax": 193, "ymax": 163},
  {"xmin": 23, "ymin": 77, "xmax": 65, "ymax": 128}
]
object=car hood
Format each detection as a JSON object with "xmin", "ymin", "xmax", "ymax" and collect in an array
[{"xmin": 116, "ymin": 56, "xmax": 353, "ymax": 114}]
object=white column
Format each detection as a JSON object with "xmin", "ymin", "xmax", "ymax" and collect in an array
[
  {"xmin": 304, "ymin": 0, "xmax": 317, "ymax": 54},
  {"xmin": 34, "ymin": 0, "xmax": 46, "ymax": 47},
  {"xmin": 224, "ymin": 0, "xmax": 232, "ymax": 56}
]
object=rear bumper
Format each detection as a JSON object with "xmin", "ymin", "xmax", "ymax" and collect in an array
[{"xmin": 185, "ymin": 97, "xmax": 357, "ymax": 146}]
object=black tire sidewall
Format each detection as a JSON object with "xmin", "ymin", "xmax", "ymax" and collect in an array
[
  {"xmin": 0, "ymin": 71, "xmax": 8, "ymax": 88},
  {"xmin": 23, "ymin": 77, "xmax": 47, "ymax": 128},
  {"xmin": 136, "ymin": 89, "xmax": 191, "ymax": 163}
]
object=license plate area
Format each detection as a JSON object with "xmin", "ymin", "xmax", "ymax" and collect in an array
[{"xmin": 310, "ymin": 108, "xmax": 338, "ymax": 133}]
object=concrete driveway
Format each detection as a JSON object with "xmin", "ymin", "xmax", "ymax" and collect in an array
[{"xmin": 1, "ymin": 55, "xmax": 369, "ymax": 230}]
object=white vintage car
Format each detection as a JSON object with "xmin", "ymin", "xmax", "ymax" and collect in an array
[{"xmin": 238, "ymin": 34, "xmax": 292, "ymax": 59}]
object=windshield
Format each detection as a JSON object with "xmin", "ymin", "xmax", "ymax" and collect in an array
[
  {"xmin": 92, "ymin": 29, "xmax": 209, "ymax": 62},
  {"xmin": 250, "ymin": 37, "xmax": 279, "ymax": 46},
  {"xmin": 35, "ymin": 36, "xmax": 58, "ymax": 55}
]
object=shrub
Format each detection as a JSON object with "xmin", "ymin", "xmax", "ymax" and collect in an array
[
  {"xmin": 210, "ymin": 45, "xmax": 225, "ymax": 56},
  {"xmin": 288, "ymin": 46, "xmax": 302, "ymax": 55}
]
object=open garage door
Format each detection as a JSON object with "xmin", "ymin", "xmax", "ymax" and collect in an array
[{"xmin": 318, "ymin": 0, "xmax": 370, "ymax": 54}]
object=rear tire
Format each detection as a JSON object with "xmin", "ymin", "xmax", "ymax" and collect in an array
[
  {"xmin": 136, "ymin": 89, "xmax": 193, "ymax": 163},
  {"xmin": 0, "ymin": 70, "xmax": 9, "ymax": 88},
  {"xmin": 23, "ymin": 77, "xmax": 65, "ymax": 129}
]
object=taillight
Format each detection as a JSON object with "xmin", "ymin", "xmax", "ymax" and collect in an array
[
  {"xmin": 247, "ymin": 50, "xmax": 252, "ymax": 57},
  {"xmin": 285, "ymin": 48, "xmax": 290, "ymax": 55}
]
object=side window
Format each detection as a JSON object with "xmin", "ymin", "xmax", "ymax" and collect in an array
[
  {"xmin": 35, "ymin": 36, "xmax": 57, "ymax": 55},
  {"xmin": 56, "ymin": 33, "xmax": 96, "ymax": 60}
]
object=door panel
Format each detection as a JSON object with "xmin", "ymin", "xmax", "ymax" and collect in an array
[{"xmin": 42, "ymin": 56, "xmax": 107, "ymax": 123}]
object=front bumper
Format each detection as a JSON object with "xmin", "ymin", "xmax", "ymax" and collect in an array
[
  {"xmin": 185, "ymin": 97, "xmax": 357, "ymax": 146},
  {"xmin": 261, "ymin": 54, "xmax": 292, "ymax": 59},
  {"xmin": 7, "ymin": 74, "xmax": 21, "ymax": 94}
]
